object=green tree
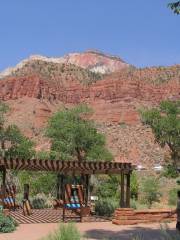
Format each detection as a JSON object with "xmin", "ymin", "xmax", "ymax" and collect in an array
[
  {"xmin": 140, "ymin": 176, "xmax": 161, "ymax": 208},
  {"xmin": 17, "ymin": 171, "xmax": 56, "ymax": 196},
  {"xmin": 96, "ymin": 175, "xmax": 120, "ymax": 199},
  {"xmin": 140, "ymin": 100, "xmax": 180, "ymax": 170},
  {"xmin": 168, "ymin": 1, "xmax": 180, "ymax": 14},
  {"xmin": 0, "ymin": 101, "xmax": 35, "ymax": 159},
  {"xmin": 46, "ymin": 104, "xmax": 113, "ymax": 161}
]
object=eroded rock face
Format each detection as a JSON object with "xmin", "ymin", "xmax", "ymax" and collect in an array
[
  {"xmin": 62, "ymin": 50, "xmax": 129, "ymax": 74},
  {"xmin": 0, "ymin": 50, "xmax": 129, "ymax": 78},
  {"xmin": 0, "ymin": 73, "xmax": 179, "ymax": 124},
  {"xmin": 0, "ymin": 52, "xmax": 179, "ymax": 166}
]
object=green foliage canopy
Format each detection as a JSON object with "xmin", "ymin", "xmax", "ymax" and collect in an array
[
  {"xmin": 46, "ymin": 105, "xmax": 113, "ymax": 161},
  {"xmin": 140, "ymin": 100, "xmax": 180, "ymax": 169},
  {"xmin": 17, "ymin": 171, "xmax": 56, "ymax": 196},
  {"xmin": 96, "ymin": 175, "xmax": 120, "ymax": 199},
  {"xmin": 0, "ymin": 101, "xmax": 35, "ymax": 159},
  {"xmin": 168, "ymin": 1, "xmax": 180, "ymax": 14}
]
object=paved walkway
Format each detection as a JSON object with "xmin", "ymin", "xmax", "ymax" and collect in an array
[{"xmin": 0, "ymin": 221, "xmax": 178, "ymax": 240}]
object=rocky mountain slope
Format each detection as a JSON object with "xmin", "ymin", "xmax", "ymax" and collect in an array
[
  {"xmin": 0, "ymin": 51, "xmax": 180, "ymax": 167},
  {"xmin": 0, "ymin": 50, "xmax": 129, "ymax": 79}
]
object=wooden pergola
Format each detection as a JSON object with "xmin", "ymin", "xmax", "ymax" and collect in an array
[{"xmin": 0, "ymin": 158, "xmax": 134, "ymax": 208}]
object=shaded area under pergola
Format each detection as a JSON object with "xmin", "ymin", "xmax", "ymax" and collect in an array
[{"xmin": 0, "ymin": 158, "xmax": 134, "ymax": 209}]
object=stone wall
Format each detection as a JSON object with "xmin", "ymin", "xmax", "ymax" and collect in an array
[{"xmin": 112, "ymin": 208, "xmax": 176, "ymax": 225}]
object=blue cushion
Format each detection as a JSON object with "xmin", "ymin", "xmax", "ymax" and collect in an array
[
  {"xmin": 65, "ymin": 203, "xmax": 80, "ymax": 209},
  {"xmin": 4, "ymin": 197, "xmax": 14, "ymax": 204}
]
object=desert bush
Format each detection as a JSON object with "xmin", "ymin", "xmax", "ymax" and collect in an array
[
  {"xmin": 32, "ymin": 197, "xmax": 46, "ymax": 209},
  {"xmin": 160, "ymin": 224, "xmax": 180, "ymax": 240},
  {"xmin": 176, "ymin": 178, "xmax": 180, "ymax": 185},
  {"xmin": 168, "ymin": 188, "xmax": 179, "ymax": 206},
  {"xmin": 36, "ymin": 151, "xmax": 51, "ymax": 160},
  {"xmin": 162, "ymin": 165, "xmax": 179, "ymax": 179},
  {"xmin": 132, "ymin": 227, "xmax": 180, "ymax": 240},
  {"xmin": 95, "ymin": 198, "xmax": 118, "ymax": 217},
  {"xmin": 131, "ymin": 172, "xmax": 139, "ymax": 199},
  {"xmin": 15, "ymin": 193, "xmax": 23, "ymax": 206},
  {"xmin": 140, "ymin": 176, "xmax": 161, "ymax": 208},
  {"xmin": 130, "ymin": 199, "xmax": 137, "ymax": 209},
  {"xmin": 130, "ymin": 199, "xmax": 148, "ymax": 210},
  {"xmin": 131, "ymin": 234, "xmax": 144, "ymax": 240},
  {"xmin": 0, "ymin": 213, "xmax": 18, "ymax": 233},
  {"xmin": 31, "ymin": 193, "xmax": 51, "ymax": 209},
  {"xmin": 42, "ymin": 223, "xmax": 81, "ymax": 240}
]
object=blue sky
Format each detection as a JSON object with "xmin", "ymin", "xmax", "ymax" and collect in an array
[{"xmin": 0, "ymin": 0, "xmax": 179, "ymax": 71}]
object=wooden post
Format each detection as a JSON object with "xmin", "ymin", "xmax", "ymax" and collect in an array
[
  {"xmin": 60, "ymin": 174, "xmax": 64, "ymax": 200},
  {"xmin": 120, "ymin": 172, "xmax": 125, "ymax": 208},
  {"xmin": 62, "ymin": 176, "xmax": 65, "ymax": 222},
  {"xmin": 24, "ymin": 184, "xmax": 30, "ymax": 200},
  {"xmin": 126, "ymin": 173, "xmax": 131, "ymax": 208},
  {"xmin": 57, "ymin": 174, "xmax": 64, "ymax": 200},
  {"xmin": 2, "ymin": 167, "xmax": 6, "ymax": 208},
  {"xmin": 85, "ymin": 175, "xmax": 90, "ymax": 206},
  {"xmin": 81, "ymin": 174, "xmax": 85, "ymax": 203},
  {"xmin": 56, "ymin": 173, "xmax": 61, "ymax": 199}
]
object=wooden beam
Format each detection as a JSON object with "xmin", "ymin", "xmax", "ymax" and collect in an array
[
  {"xmin": 126, "ymin": 173, "xmax": 131, "ymax": 208},
  {"xmin": 0, "ymin": 159, "xmax": 133, "ymax": 174},
  {"xmin": 120, "ymin": 172, "xmax": 125, "ymax": 208}
]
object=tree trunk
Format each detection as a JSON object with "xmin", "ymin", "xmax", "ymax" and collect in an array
[
  {"xmin": 172, "ymin": 153, "xmax": 180, "ymax": 171},
  {"xmin": 76, "ymin": 148, "xmax": 83, "ymax": 161},
  {"xmin": 1, "ymin": 140, "xmax": 5, "ymax": 157}
]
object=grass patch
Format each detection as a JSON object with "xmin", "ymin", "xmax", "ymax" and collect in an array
[{"xmin": 41, "ymin": 223, "xmax": 81, "ymax": 240}]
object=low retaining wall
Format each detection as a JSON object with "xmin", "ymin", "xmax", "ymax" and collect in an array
[{"xmin": 112, "ymin": 208, "xmax": 176, "ymax": 225}]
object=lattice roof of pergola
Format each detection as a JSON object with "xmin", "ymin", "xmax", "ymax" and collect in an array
[{"xmin": 0, "ymin": 158, "xmax": 134, "ymax": 174}]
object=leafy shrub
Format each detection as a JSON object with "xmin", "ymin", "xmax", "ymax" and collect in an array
[
  {"xmin": 168, "ymin": 188, "xmax": 179, "ymax": 206},
  {"xmin": 32, "ymin": 198, "xmax": 45, "ymax": 209},
  {"xmin": 131, "ymin": 224, "xmax": 180, "ymax": 240},
  {"xmin": 162, "ymin": 165, "xmax": 179, "ymax": 179},
  {"xmin": 31, "ymin": 193, "xmax": 48, "ymax": 209},
  {"xmin": 0, "ymin": 213, "xmax": 18, "ymax": 233},
  {"xmin": 36, "ymin": 151, "xmax": 51, "ymax": 160},
  {"xmin": 140, "ymin": 176, "xmax": 161, "ymax": 208},
  {"xmin": 18, "ymin": 171, "xmax": 56, "ymax": 196},
  {"xmin": 176, "ymin": 178, "xmax": 180, "ymax": 185},
  {"xmin": 42, "ymin": 223, "xmax": 81, "ymax": 240},
  {"xmin": 130, "ymin": 199, "xmax": 137, "ymax": 209},
  {"xmin": 96, "ymin": 175, "xmax": 120, "ymax": 199},
  {"xmin": 131, "ymin": 172, "xmax": 139, "ymax": 200},
  {"xmin": 130, "ymin": 199, "xmax": 148, "ymax": 210},
  {"xmin": 160, "ymin": 224, "xmax": 180, "ymax": 240},
  {"xmin": 131, "ymin": 234, "xmax": 144, "ymax": 240},
  {"xmin": 95, "ymin": 198, "xmax": 118, "ymax": 217}
]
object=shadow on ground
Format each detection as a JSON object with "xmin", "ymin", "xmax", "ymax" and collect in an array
[{"xmin": 84, "ymin": 226, "xmax": 179, "ymax": 240}]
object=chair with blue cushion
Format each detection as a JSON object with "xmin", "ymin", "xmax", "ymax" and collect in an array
[
  {"xmin": 62, "ymin": 184, "xmax": 84, "ymax": 222},
  {"xmin": 0, "ymin": 184, "xmax": 19, "ymax": 210}
]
